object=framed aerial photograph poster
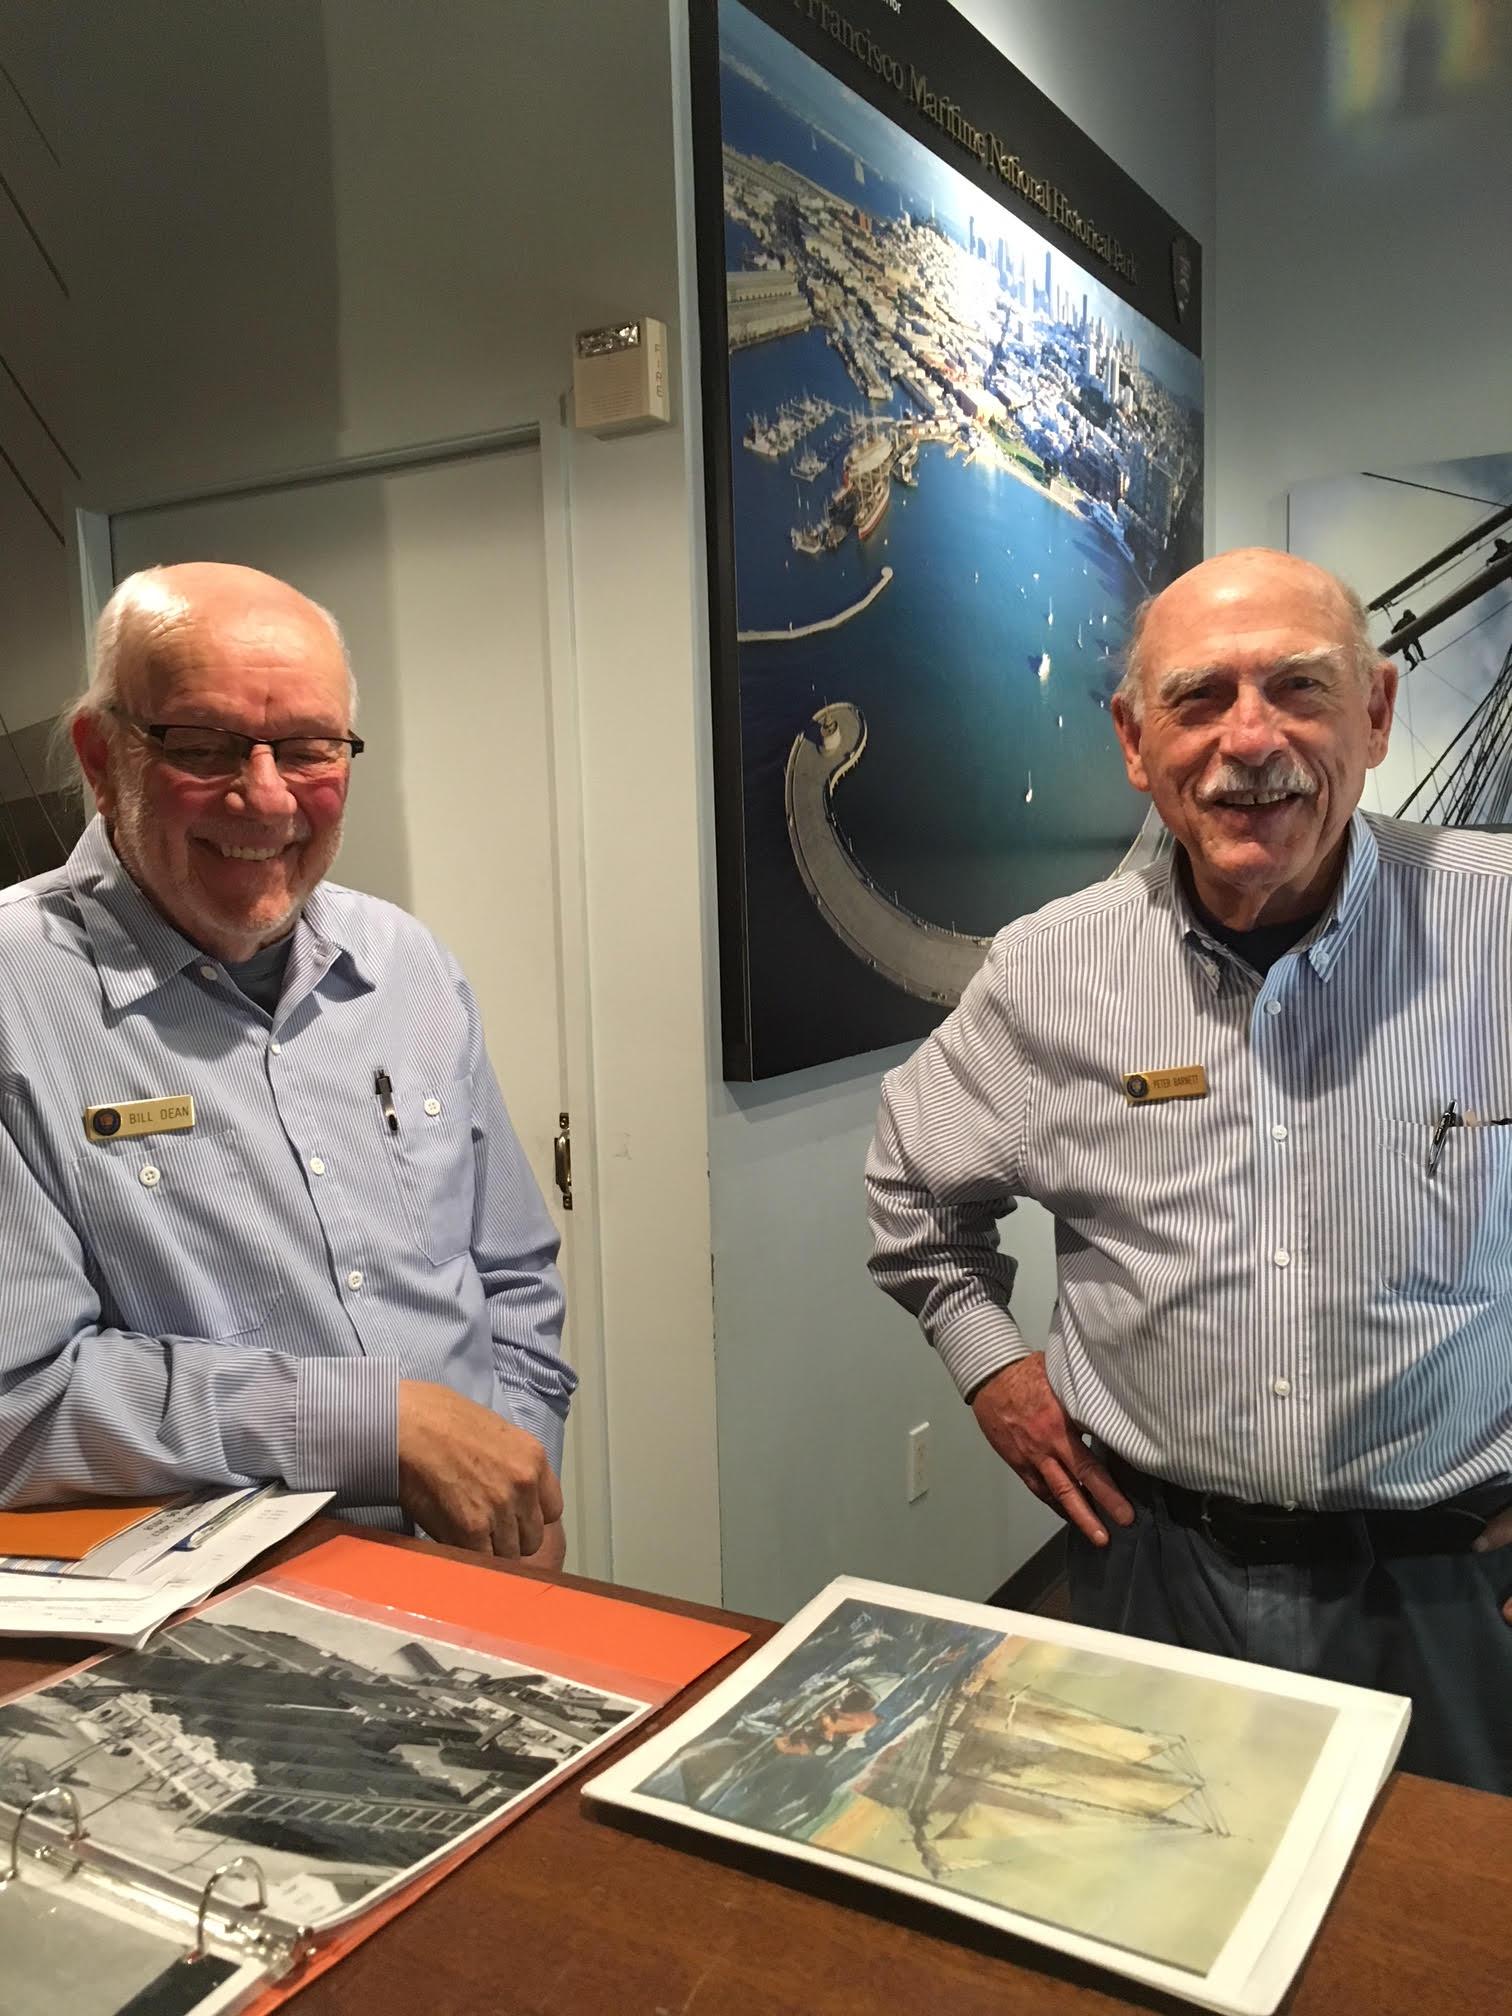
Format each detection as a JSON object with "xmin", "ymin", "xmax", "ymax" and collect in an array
[{"xmin": 690, "ymin": 0, "xmax": 1205, "ymax": 1079}]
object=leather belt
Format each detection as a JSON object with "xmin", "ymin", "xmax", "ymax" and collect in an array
[{"xmin": 1104, "ymin": 1451, "xmax": 1508, "ymax": 1565}]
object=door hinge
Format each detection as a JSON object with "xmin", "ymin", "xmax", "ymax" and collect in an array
[{"xmin": 553, "ymin": 1110, "xmax": 573, "ymax": 1211}]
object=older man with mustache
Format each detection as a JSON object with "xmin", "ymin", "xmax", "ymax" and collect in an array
[
  {"xmin": 0, "ymin": 563, "xmax": 572, "ymax": 1564},
  {"xmin": 867, "ymin": 547, "xmax": 1512, "ymax": 1793}
]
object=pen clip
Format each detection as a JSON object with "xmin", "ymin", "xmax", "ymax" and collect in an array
[
  {"xmin": 374, "ymin": 1067, "xmax": 399, "ymax": 1134},
  {"xmin": 1427, "ymin": 1098, "xmax": 1461, "ymax": 1176}
]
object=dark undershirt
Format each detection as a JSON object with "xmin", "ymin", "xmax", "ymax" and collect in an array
[
  {"xmin": 222, "ymin": 933, "xmax": 295, "ymax": 1015},
  {"xmin": 1192, "ymin": 902, "xmax": 1323, "ymax": 977}
]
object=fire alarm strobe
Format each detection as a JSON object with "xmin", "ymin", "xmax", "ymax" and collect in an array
[{"xmin": 572, "ymin": 318, "xmax": 671, "ymax": 436}]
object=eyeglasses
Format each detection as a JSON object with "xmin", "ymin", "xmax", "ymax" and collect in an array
[{"xmin": 109, "ymin": 709, "xmax": 365, "ymax": 780}]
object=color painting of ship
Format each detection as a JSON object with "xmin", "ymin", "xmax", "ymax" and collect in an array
[
  {"xmin": 635, "ymin": 1594, "xmax": 1341, "ymax": 1979},
  {"xmin": 855, "ymin": 1658, "xmax": 1227, "ymax": 1879}
]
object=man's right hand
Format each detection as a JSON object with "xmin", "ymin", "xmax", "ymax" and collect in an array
[
  {"xmin": 969, "ymin": 1354, "xmax": 1134, "ymax": 1547},
  {"xmin": 397, "ymin": 1381, "xmax": 564, "ymax": 1558}
]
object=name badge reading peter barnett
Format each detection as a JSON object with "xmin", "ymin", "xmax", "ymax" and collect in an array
[
  {"xmin": 1123, "ymin": 1066, "xmax": 1208, "ymax": 1105},
  {"xmin": 83, "ymin": 1096, "xmax": 196, "ymax": 1142}
]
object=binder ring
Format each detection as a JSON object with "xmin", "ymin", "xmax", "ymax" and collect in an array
[
  {"xmin": 4, "ymin": 1784, "xmax": 84, "ymax": 1884},
  {"xmin": 193, "ymin": 1855, "xmax": 267, "ymax": 1959}
]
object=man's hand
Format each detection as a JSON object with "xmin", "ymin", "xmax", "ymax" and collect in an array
[
  {"xmin": 533, "ymin": 1521, "xmax": 567, "ymax": 1574},
  {"xmin": 1473, "ymin": 1504, "xmax": 1512, "ymax": 1625},
  {"xmin": 970, "ymin": 1354, "xmax": 1135, "ymax": 1547},
  {"xmin": 397, "ymin": 1381, "xmax": 564, "ymax": 1559}
]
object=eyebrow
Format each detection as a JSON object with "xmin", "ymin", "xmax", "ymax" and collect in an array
[{"xmin": 1154, "ymin": 647, "xmax": 1344, "ymax": 707}]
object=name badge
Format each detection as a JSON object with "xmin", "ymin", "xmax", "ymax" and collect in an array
[
  {"xmin": 1123, "ymin": 1066, "xmax": 1208, "ymax": 1105},
  {"xmin": 83, "ymin": 1095, "xmax": 197, "ymax": 1142}
]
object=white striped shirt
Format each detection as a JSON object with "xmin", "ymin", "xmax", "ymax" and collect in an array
[
  {"xmin": 0, "ymin": 819, "xmax": 572, "ymax": 1517},
  {"xmin": 867, "ymin": 813, "xmax": 1512, "ymax": 1509}
]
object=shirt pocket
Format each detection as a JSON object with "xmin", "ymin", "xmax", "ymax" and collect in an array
[
  {"xmin": 1378, "ymin": 1121, "xmax": 1512, "ymax": 1301},
  {"xmin": 73, "ymin": 1128, "xmax": 284, "ymax": 1340},
  {"xmin": 380, "ymin": 1071, "xmax": 475, "ymax": 1264}
]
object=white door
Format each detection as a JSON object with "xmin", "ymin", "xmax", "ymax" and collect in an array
[{"xmin": 109, "ymin": 444, "xmax": 602, "ymax": 1565}]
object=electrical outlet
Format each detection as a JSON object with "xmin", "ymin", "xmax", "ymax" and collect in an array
[{"xmin": 906, "ymin": 1421, "xmax": 931, "ymax": 1503}]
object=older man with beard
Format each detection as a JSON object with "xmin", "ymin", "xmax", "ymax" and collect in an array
[
  {"xmin": 867, "ymin": 547, "xmax": 1512, "ymax": 1793},
  {"xmin": 0, "ymin": 563, "xmax": 572, "ymax": 1565}
]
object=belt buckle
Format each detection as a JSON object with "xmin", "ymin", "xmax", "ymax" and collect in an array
[
  {"xmin": 1198, "ymin": 1495, "xmax": 1247, "ymax": 1556},
  {"xmin": 1200, "ymin": 1494, "xmax": 1289, "ymax": 1562}
]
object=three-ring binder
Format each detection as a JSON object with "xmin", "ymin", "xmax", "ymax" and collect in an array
[
  {"xmin": 1, "ymin": 1776, "xmax": 312, "ymax": 1981},
  {"xmin": 3, "ymin": 1783, "xmax": 83, "ymax": 1883}
]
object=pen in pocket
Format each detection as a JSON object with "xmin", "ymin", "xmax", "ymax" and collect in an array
[{"xmin": 1427, "ymin": 1099, "xmax": 1461, "ymax": 1176}]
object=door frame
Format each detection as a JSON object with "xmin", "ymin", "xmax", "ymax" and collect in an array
[{"xmin": 71, "ymin": 408, "xmax": 615, "ymax": 1580}]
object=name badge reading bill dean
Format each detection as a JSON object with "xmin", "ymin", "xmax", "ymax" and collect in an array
[
  {"xmin": 1123, "ymin": 1066, "xmax": 1208, "ymax": 1105},
  {"xmin": 83, "ymin": 1095, "xmax": 196, "ymax": 1142}
]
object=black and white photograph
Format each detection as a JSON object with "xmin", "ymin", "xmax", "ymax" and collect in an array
[{"xmin": 0, "ymin": 1587, "xmax": 646, "ymax": 1931}]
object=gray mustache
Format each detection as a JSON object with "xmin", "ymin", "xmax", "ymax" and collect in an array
[{"xmin": 1197, "ymin": 758, "xmax": 1316, "ymax": 805}]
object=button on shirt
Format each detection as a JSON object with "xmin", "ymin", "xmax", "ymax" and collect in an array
[
  {"xmin": 866, "ymin": 814, "xmax": 1512, "ymax": 1510},
  {"xmin": 0, "ymin": 819, "xmax": 573, "ymax": 1516}
]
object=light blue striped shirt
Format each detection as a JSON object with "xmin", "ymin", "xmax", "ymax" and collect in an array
[
  {"xmin": 867, "ymin": 813, "xmax": 1512, "ymax": 1509},
  {"xmin": 0, "ymin": 819, "xmax": 572, "ymax": 1517}
]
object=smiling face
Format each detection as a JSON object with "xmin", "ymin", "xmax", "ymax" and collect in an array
[
  {"xmin": 1111, "ymin": 550, "xmax": 1397, "ymax": 929},
  {"xmin": 73, "ymin": 565, "xmax": 354, "ymax": 961}
]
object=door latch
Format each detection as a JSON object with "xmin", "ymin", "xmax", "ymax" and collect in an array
[{"xmin": 553, "ymin": 1110, "xmax": 573, "ymax": 1211}]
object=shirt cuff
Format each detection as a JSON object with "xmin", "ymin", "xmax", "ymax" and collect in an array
[
  {"xmin": 290, "ymin": 1356, "xmax": 402, "ymax": 1504},
  {"xmin": 935, "ymin": 1308, "xmax": 1034, "ymax": 1402},
  {"xmin": 496, "ymin": 1382, "xmax": 567, "ymax": 1482}
]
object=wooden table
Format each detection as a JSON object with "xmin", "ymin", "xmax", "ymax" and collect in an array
[{"xmin": 3, "ymin": 1522, "xmax": 1507, "ymax": 2014}]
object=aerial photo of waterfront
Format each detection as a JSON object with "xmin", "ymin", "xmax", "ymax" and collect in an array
[{"xmin": 713, "ymin": 0, "xmax": 1203, "ymax": 1075}]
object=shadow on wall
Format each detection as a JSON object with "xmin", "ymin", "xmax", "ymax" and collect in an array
[
  {"xmin": 39, "ymin": 0, "xmax": 349, "ymax": 496},
  {"xmin": 0, "ymin": 714, "xmax": 86, "ymax": 888}
]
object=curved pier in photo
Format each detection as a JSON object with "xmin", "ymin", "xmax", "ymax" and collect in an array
[
  {"xmin": 784, "ymin": 700, "xmax": 994, "ymax": 1006},
  {"xmin": 738, "ymin": 566, "xmax": 894, "ymax": 644}
]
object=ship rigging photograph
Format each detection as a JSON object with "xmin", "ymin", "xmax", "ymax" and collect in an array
[{"xmin": 1289, "ymin": 449, "xmax": 1512, "ymax": 831}]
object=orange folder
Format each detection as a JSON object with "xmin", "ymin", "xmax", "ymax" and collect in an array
[{"xmin": 0, "ymin": 1498, "xmax": 171, "ymax": 1559}]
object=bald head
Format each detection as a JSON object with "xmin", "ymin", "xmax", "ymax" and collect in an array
[
  {"xmin": 87, "ymin": 563, "xmax": 355, "ymax": 728},
  {"xmin": 1117, "ymin": 549, "xmax": 1380, "ymax": 723}
]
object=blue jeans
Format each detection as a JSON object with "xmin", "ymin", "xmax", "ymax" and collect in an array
[{"xmin": 1067, "ymin": 1490, "xmax": 1512, "ymax": 1795}]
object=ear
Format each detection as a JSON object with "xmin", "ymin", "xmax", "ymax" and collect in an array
[
  {"xmin": 1363, "ymin": 658, "xmax": 1397, "ymax": 770},
  {"xmin": 1110, "ymin": 694, "xmax": 1151, "ymax": 795},
  {"xmin": 71, "ymin": 710, "xmax": 117, "ymax": 818}
]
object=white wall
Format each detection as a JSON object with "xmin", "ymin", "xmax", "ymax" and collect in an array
[
  {"xmin": 0, "ymin": 0, "xmax": 721, "ymax": 1601},
  {"xmin": 1210, "ymin": 0, "xmax": 1512, "ymax": 551},
  {"xmin": 699, "ymin": 0, "xmax": 1218, "ymax": 1619}
]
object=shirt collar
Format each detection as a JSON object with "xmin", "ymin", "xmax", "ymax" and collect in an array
[
  {"xmin": 1160, "ymin": 810, "xmax": 1381, "ymax": 988},
  {"xmin": 66, "ymin": 816, "xmax": 376, "ymax": 1013}
]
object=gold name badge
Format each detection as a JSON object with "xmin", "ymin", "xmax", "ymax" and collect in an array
[
  {"xmin": 83, "ymin": 1096, "xmax": 196, "ymax": 1142},
  {"xmin": 1123, "ymin": 1066, "xmax": 1208, "ymax": 1105}
]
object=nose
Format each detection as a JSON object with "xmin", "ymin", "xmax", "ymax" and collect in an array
[
  {"xmin": 223, "ymin": 743, "xmax": 298, "ymax": 819},
  {"xmin": 1218, "ymin": 683, "xmax": 1287, "ymax": 766}
]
